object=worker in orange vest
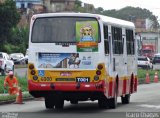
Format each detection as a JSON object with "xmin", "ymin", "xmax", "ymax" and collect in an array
[{"xmin": 4, "ymin": 71, "xmax": 19, "ymax": 95}]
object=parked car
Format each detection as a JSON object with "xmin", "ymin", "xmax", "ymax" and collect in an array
[
  {"xmin": 137, "ymin": 56, "xmax": 153, "ymax": 69},
  {"xmin": 14, "ymin": 55, "xmax": 28, "ymax": 64},
  {"xmin": 0, "ymin": 52, "xmax": 14, "ymax": 75},
  {"xmin": 10, "ymin": 53, "xmax": 24, "ymax": 64},
  {"xmin": 152, "ymin": 53, "xmax": 160, "ymax": 64}
]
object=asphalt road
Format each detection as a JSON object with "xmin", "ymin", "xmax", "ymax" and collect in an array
[{"xmin": 0, "ymin": 83, "xmax": 160, "ymax": 118}]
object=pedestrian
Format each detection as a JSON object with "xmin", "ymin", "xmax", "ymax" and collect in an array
[{"xmin": 4, "ymin": 71, "xmax": 19, "ymax": 95}]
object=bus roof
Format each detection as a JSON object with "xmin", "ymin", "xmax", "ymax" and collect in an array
[{"xmin": 32, "ymin": 12, "xmax": 135, "ymax": 28}]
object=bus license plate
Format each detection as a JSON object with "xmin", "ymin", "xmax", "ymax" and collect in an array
[{"xmin": 76, "ymin": 77, "xmax": 90, "ymax": 82}]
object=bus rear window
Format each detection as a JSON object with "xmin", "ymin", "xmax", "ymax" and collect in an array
[{"xmin": 31, "ymin": 17, "xmax": 100, "ymax": 43}]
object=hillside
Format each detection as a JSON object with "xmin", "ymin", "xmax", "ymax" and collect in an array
[{"xmin": 95, "ymin": 6, "xmax": 159, "ymax": 28}]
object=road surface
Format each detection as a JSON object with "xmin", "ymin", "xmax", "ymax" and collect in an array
[{"xmin": 0, "ymin": 83, "xmax": 160, "ymax": 118}]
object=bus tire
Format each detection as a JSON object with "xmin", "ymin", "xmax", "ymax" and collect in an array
[
  {"xmin": 45, "ymin": 97, "xmax": 54, "ymax": 109},
  {"xmin": 98, "ymin": 97, "xmax": 108, "ymax": 109},
  {"xmin": 55, "ymin": 99, "xmax": 64, "ymax": 109},
  {"xmin": 121, "ymin": 94, "xmax": 130, "ymax": 104},
  {"xmin": 108, "ymin": 83, "xmax": 118, "ymax": 109}
]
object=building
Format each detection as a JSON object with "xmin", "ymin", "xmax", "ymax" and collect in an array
[
  {"xmin": 15, "ymin": 0, "xmax": 42, "ymax": 9},
  {"xmin": 83, "ymin": 3, "xmax": 95, "ymax": 13},
  {"xmin": 43, "ymin": 0, "xmax": 75, "ymax": 12},
  {"xmin": 134, "ymin": 18, "xmax": 158, "ymax": 33},
  {"xmin": 0, "ymin": 0, "xmax": 5, "ymax": 3}
]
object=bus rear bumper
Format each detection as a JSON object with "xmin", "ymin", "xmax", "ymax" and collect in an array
[{"xmin": 28, "ymin": 80, "xmax": 105, "ymax": 92}]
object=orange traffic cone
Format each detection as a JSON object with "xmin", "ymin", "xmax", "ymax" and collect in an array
[
  {"xmin": 154, "ymin": 71, "xmax": 159, "ymax": 83},
  {"xmin": 145, "ymin": 71, "xmax": 150, "ymax": 84},
  {"xmin": 14, "ymin": 87, "xmax": 24, "ymax": 104}
]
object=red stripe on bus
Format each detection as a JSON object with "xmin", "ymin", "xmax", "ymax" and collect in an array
[
  {"xmin": 108, "ymin": 81, "xmax": 113, "ymax": 97},
  {"xmin": 134, "ymin": 77, "xmax": 138, "ymax": 92},
  {"xmin": 28, "ymin": 80, "xmax": 105, "ymax": 92},
  {"xmin": 122, "ymin": 79, "xmax": 127, "ymax": 94}
]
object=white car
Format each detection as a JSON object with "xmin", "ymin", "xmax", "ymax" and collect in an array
[
  {"xmin": 10, "ymin": 53, "xmax": 24, "ymax": 64},
  {"xmin": 0, "ymin": 52, "xmax": 14, "ymax": 75},
  {"xmin": 138, "ymin": 56, "xmax": 153, "ymax": 69}
]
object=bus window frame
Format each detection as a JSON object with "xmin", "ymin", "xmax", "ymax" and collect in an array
[{"xmin": 31, "ymin": 16, "xmax": 101, "ymax": 44}]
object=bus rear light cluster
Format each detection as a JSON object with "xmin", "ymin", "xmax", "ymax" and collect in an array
[
  {"xmin": 31, "ymin": 70, "xmax": 36, "ymax": 75},
  {"xmin": 29, "ymin": 64, "xmax": 34, "ymax": 70}
]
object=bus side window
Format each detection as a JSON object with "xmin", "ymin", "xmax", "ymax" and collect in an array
[
  {"xmin": 112, "ymin": 27, "xmax": 123, "ymax": 54},
  {"xmin": 104, "ymin": 25, "xmax": 109, "ymax": 54},
  {"xmin": 126, "ymin": 29, "xmax": 134, "ymax": 55}
]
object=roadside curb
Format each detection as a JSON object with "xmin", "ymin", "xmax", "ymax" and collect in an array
[{"xmin": 0, "ymin": 97, "xmax": 34, "ymax": 105}]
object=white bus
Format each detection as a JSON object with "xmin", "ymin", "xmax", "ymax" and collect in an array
[{"xmin": 28, "ymin": 13, "xmax": 138, "ymax": 109}]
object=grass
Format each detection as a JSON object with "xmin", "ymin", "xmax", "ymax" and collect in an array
[
  {"xmin": 137, "ymin": 69, "xmax": 160, "ymax": 84},
  {"xmin": 0, "ymin": 92, "xmax": 32, "ymax": 102}
]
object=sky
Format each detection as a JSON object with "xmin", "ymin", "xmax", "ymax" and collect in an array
[{"xmin": 81, "ymin": 0, "xmax": 160, "ymax": 20}]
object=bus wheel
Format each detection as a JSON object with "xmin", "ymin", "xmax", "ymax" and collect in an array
[
  {"xmin": 45, "ymin": 97, "xmax": 54, "ymax": 109},
  {"xmin": 121, "ymin": 94, "xmax": 130, "ymax": 104},
  {"xmin": 55, "ymin": 99, "xmax": 64, "ymax": 109},
  {"xmin": 98, "ymin": 97, "xmax": 108, "ymax": 109},
  {"xmin": 108, "ymin": 83, "xmax": 118, "ymax": 109}
]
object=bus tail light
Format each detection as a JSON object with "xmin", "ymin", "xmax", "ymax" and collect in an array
[
  {"xmin": 31, "ymin": 70, "xmax": 36, "ymax": 75},
  {"xmin": 94, "ymin": 75, "xmax": 99, "ymax": 81},
  {"xmin": 97, "ymin": 64, "xmax": 103, "ymax": 70},
  {"xmin": 33, "ymin": 75, "xmax": 38, "ymax": 80},
  {"xmin": 96, "ymin": 70, "xmax": 101, "ymax": 75},
  {"xmin": 29, "ymin": 64, "xmax": 34, "ymax": 70}
]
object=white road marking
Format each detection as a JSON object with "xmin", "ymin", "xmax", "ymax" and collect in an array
[{"xmin": 138, "ymin": 104, "xmax": 160, "ymax": 109}]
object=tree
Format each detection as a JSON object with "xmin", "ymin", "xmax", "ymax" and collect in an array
[
  {"xmin": 101, "ymin": 7, "xmax": 159, "ymax": 29},
  {"xmin": 4, "ymin": 27, "xmax": 29, "ymax": 54},
  {"xmin": 95, "ymin": 7, "xmax": 104, "ymax": 14},
  {"xmin": 75, "ymin": 0, "xmax": 82, "ymax": 7},
  {"xmin": 0, "ymin": 0, "xmax": 20, "ymax": 51}
]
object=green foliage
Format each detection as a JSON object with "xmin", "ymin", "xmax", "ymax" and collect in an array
[
  {"xmin": 4, "ymin": 26, "xmax": 29, "ymax": 54},
  {"xmin": 0, "ymin": 0, "xmax": 20, "ymax": 51},
  {"xmin": 95, "ymin": 6, "xmax": 159, "ymax": 28},
  {"xmin": 138, "ymin": 69, "xmax": 160, "ymax": 84},
  {"xmin": 75, "ymin": 0, "xmax": 82, "ymax": 7}
]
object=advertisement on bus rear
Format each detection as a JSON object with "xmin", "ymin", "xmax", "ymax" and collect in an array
[
  {"xmin": 76, "ymin": 21, "xmax": 99, "ymax": 52},
  {"xmin": 38, "ymin": 53, "xmax": 94, "ymax": 69}
]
